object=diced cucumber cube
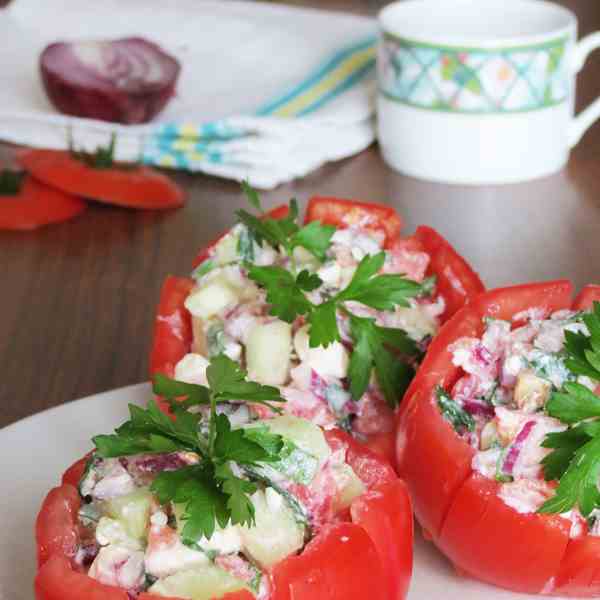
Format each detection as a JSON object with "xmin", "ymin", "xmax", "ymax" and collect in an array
[
  {"xmin": 263, "ymin": 415, "xmax": 331, "ymax": 467},
  {"xmin": 149, "ymin": 565, "xmax": 247, "ymax": 600},
  {"xmin": 215, "ymin": 231, "xmax": 240, "ymax": 265},
  {"xmin": 239, "ymin": 488, "xmax": 305, "ymax": 569},
  {"xmin": 246, "ymin": 320, "xmax": 291, "ymax": 385},
  {"xmin": 105, "ymin": 489, "xmax": 152, "ymax": 541},
  {"xmin": 185, "ymin": 277, "xmax": 240, "ymax": 320}
]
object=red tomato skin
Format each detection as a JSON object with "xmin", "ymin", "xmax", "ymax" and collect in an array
[
  {"xmin": 36, "ymin": 443, "xmax": 412, "ymax": 600},
  {"xmin": 554, "ymin": 536, "xmax": 600, "ymax": 596},
  {"xmin": 149, "ymin": 276, "xmax": 195, "ymax": 378},
  {"xmin": 35, "ymin": 485, "xmax": 80, "ymax": 568},
  {"xmin": 397, "ymin": 280, "xmax": 587, "ymax": 595},
  {"xmin": 414, "ymin": 225, "xmax": 485, "ymax": 321},
  {"xmin": 324, "ymin": 428, "xmax": 396, "ymax": 489},
  {"xmin": 305, "ymin": 195, "xmax": 402, "ymax": 248},
  {"xmin": 573, "ymin": 285, "xmax": 600, "ymax": 311},
  {"xmin": 19, "ymin": 149, "xmax": 184, "ymax": 210},
  {"xmin": 0, "ymin": 175, "xmax": 85, "ymax": 230},
  {"xmin": 61, "ymin": 454, "xmax": 90, "ymax": 487},
  {"xmin": 397, "ymin": 387, "xmax": 475, "ymax": 539},
  {"xmin": 438, "ymin": 473, "xmax": 571, "ymax": 594},
  {"xmin": 351, "ymin": 479, "xmax": 414, "ymax": 600},
  {"xmin": 191, "ymin": 204, "xmax": 290, "ymax": 268},
  {"xmin": 36, "ymin": 555, "xmax": 129, "ymax": 600},
  {"xmin": 270, "ymin": 522, "xmax": 388, "ymax": 600}
]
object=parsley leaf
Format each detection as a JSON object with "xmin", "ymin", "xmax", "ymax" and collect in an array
[
  {"xmin": 538, "ymin": 302, "xmax": 600, "ymax": 517},
  {"xmin": 546, "ymin": 382, "xmax": 600, "ymax": 423},
  {"xmin": 296, "ymin": 270, "xmax": 323, "ymax": 292},
  {"xmin": 307, "ymin": 300, "xmax": 339, "ymax": 348},
  {"xmin": 247, "ymin": 264, "xmax": 313, "ymax": 323},
  {"xmin": 214, "ymin": 414, "xmax": 283, "ymax": 464},
  {"xmin": 347, "ymin": 314, "xmax": 416, "ymax": 407},
  {"xmin": 215, "ymin": 462, "xmax": 258, "ymax": 526},
  {"xmin": 539, "ymin": 436, "xmax": 600, "ymax": 516},
  {"xmin": 562, "ymin": 302, "xmax": 600, "ymax": 381},
  {"xmin": 91, "ymin": 354, "xmax": 288, "ymax": 541},
  {"xmin": 290, "ymin": 221, "xmax": 335, "ymax": 262},
  {"xmin": 338, "ymin": 252, "xmax": 422, "ymax": 310},
  {"xmin": 241, "ymin": 180, "xmax": 262, "ymax": 211}
]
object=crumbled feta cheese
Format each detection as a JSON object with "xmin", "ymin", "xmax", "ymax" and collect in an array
[
  {"xmin": 88, "ymin": 546, "xmax": 145, "ymax": 589},
  {"xmin": 96, "ymin": 517, "xmax": 142, "ymax": 550},
  {"xmin": 498, "ymin": 479, "xmax": 554, "ymax": 514},
  {"xmin": 93, "ymin": 462, "xmax": 136, "ymax": 501},
  {"xmin": 174, "ymin": 353, "xmax": 209, "ymax": 385}
]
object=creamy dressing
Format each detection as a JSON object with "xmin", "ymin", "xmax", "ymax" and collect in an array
[
  {"xmin": 444, "ymin": 308, "xmax": 597, "ymax": 535},
  {"xmin": 181, "ymin": 222, "xmax": 443, "ymax": 437},
  {"xmin": 77, "ymin": 417, "xmax": 364, "ymax": 598}
]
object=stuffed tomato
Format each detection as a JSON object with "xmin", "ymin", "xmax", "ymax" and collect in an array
[
  {"xmin": 35, "ymin": 358, "xmax": 413, "ymax": 600},
  {"xmin": 149, "ymin": 192, "xmax": 484, "ymax": 466},
  {"xmin": 397, "ymin": 280, "xmax": 600, "ymax": 596}
]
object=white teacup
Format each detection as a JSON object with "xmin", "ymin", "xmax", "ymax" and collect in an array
[{"xmin": 377, "ymin": 0, "xmax": 600, "ymax": 184}]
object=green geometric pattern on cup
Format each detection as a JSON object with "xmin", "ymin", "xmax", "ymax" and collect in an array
[{"xmin": 378, "ymin": 33, "xmax": 569, "ymax": 114}]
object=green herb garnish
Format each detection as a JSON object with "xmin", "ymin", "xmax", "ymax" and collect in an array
[
  {"xmin": 538, "ymin": 301, "xmax": 600, "ymax": 516},
  {"xmin": 249, "ymin": 251, "xmax": 422, "ymax": 407},
  {"xmin": 93, "ymin": 354, "xmax": 285, "ymax": 542},
  {"xmin": 436, "ymin": 386, "xmax": 475, "ymax": 434},
  {"xmin": 236, "ymin": 181, "xmax": 335, "ymax": 265}
]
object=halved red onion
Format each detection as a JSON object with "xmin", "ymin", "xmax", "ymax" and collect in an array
[
  {"xmin": 501, "ymin": 420, "xmax": 537, "ymax": 477},
  {"xmin": 40, "ymin": 37, "xmax": 181, "ymax": 124}
]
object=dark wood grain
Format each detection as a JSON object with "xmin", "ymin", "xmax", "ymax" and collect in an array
[{"xmin": 2, "ymin": 0, "xmax": 600, "ymax": 428}]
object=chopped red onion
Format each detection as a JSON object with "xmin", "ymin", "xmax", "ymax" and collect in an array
[
  {"xmin": 501, "ymin": 420, "xmax": 537, "ymax": 477},
  {"xmin": 310, "ymin": 369, "xmax": 328, "ymax": 403},
  {"xmin": 462, "ymin": 399, "xmax": 495, "ymax": 419},
  {"xmin": 40, "ymin": 37, "xmax": 181, "ymax": 124}
]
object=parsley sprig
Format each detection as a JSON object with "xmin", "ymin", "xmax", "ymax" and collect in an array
[
  {"xmin": 236, "ymin": 181, "xmax": 335, "ymax": 267},
  {"xmin": 250, "ymin": 251, "xmax": 422, "ymax": 406},
  {"xmin": 539, "ymin": 302, "xmax": 600, "ymax": 516},
  {"xmin": 93, "ymin": 354, "xmax": 286, "ymax": 542}
]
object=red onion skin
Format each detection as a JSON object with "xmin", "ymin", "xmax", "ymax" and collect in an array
[
  {"xmin": 40, "ymin": 37, "xmax": 180, "ymax": 125},
  {"xmin": 502, "ymin": 420, "xmax": 537, "ymax": 477}
]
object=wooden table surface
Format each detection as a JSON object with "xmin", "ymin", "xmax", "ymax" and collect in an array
[{"xmin": 2, "ymin": 0, "xmax": 600, "ymax": 428}]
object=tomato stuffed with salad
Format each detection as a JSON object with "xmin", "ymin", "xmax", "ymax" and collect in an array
[
  {"xmin": 397, "ymin": 280, "xmax": 600, "ymax": 596},
  {"xmin": 149, "ymin": 189, "xmax": 484, "ymax": 465},
  {"xmin": 35, "ymin": 355, "xmax": 413, "ymax": 600}
]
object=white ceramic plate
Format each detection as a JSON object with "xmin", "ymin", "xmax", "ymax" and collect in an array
[{"xmin": 0, "ymin": 384, "xmax": 541, "ymax": 600}]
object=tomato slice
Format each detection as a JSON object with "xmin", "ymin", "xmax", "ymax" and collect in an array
[
  {"xmin": 414, "ymin": 226, "xmax": 485, "ymax": 320},
  {"xmin": 351, "ymin": 479, "xmax": 413, "ymax": 600},
  {"xmin": 36, "ymin": 555, "xmax": 129, "ymax": 600},
  {"xmin": 0, "ymin": 174, "xmax": 85, "ymax": 230},
  {"xmin": 439, "ymin": 473, "xmax": 570, "ymax": 594},
  {"xmin": 35, "ymin": 485, "xmax": 80, "ymax": 568},
  {"xmin": 19, "ymin": 149, "xmax": 184, "ymax": 210},
  {"xmin": 573, "ymin": 284, "xmax": 600, "ymax": 311},
  {"xmin": 305, "ymin": 196, "xmax": 402, "ymax": 248},
  {"xmin": 191, "ymin": 204, "xmax": 290, "ymax": 269},
  {"xmin": 270, "ymin": 522, "xmax": 387, "ymax": 600}
]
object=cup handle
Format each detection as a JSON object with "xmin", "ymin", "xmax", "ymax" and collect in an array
[{"xmin": 569, "ymin": 32, "xmax": 600, "ymax": 147}]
